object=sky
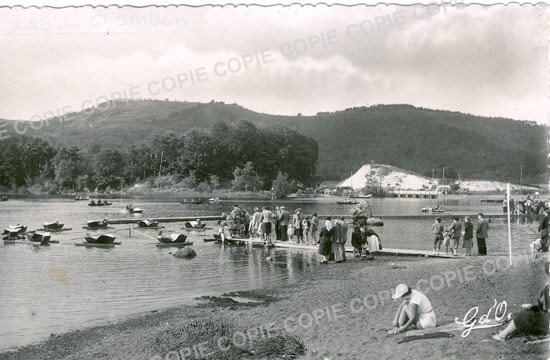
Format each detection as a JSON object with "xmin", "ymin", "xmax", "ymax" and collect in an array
[{"xmin": 0, "ymin": 5, "xmax": 547, "ymax": 123}]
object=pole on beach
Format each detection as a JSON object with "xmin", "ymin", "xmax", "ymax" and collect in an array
[{"xmin": 507, "ymin": 183, "xmax": 512, "ymax": 265}]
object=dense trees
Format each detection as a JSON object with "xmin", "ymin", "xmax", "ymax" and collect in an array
[{"xmin": 0, "ymin": 120, "xmax": 319, "ymax": 193}]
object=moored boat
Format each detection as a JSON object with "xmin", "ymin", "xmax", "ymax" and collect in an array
[
  {"xmin": 126, "ymin": 205, "xmax": 143, "ymax": 213},
  {"xmin": 86, "ymin": 218, "xmax": 109, "ymax": 229},
  {"xmin": 43, "ymin": 220, "xmax": 64, "ymax": 230},
  {"xmin": 85, "ymin": 233, "xmax": 117, "ymax": 244},
  {"xmin": 138, "ymin": 219, "xmax": 160, "ymax": 228},
  {"xmin": 3, "ymin": 224, "xmax": 27, "ymax": 235},
  {"xmin": 350, "ymin": 194, "xmax": 372, "ymax": 199},
  {"xmin": 1, "ymin": 196, "xmax": 8, "ymax": 201},
  {"xmin": 75, "ymin": 195, "xmax": 90, "ymax": 201},
  {"xmin": 184, "ymin": 220, "xmax": 206, "ymax": 230},
  {"xmin": 26, "ymin": 231, "xmax": 52, "ymax": 244},
  {"xmin": 157, "ymin": 231, "xmax": 188, "ymax": 244}
]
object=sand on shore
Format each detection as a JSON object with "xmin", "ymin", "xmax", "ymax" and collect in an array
[{"xmin": 1, "ymin": 253, "xmax": 547, "ymax": 360}]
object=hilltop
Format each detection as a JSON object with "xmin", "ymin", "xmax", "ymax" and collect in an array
[{"xmin": 2, "ymin": 100, "xmax": 545, "ymax": 183}]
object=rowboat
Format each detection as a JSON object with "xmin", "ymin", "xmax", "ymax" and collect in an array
[
  {"xmin": 157, "ymin": 232, "xmax": 188, "ymax": 244},
  {"xmin": 336, "ymin": 199, "xmax": 359, "ymax": 205},
  {"xmin": 126, "ymin": 205, "xmax": 143, "ymax": 213},
  {"xmin": 137, "ymin": 219, "xmax": 160, "ymax": 228},
  {"xmin": 1, "ymin": 196, "xmax": 8, "ymax": 201},
  {"xmin": 88, "ymin": 200, "xmax": 112, "ymax": 206},
  {"xmin": 4, "ymin": 224, "xmax": 27, "ymax": 234},
  {"xmin": 84, "ymin": 233, "xmax": 117, "ymax": 244},
  {"xmin": 86, "ymin": 219, "xmax": 109, "ymax": 229},
  {"xmin": 43, "ymin": 221, "xmax": 64, "ymax": 230},
  {"xmin": 26, "ymin": 231, "xmax": 52, "ymax": 244},
  {"xmin": 74, "ymin": 195, "xmax": 90, "ymax": 201},
  {"xmin": 421, "ymin": 207, "xmax": 445, "ymax": 213},
  {"xmin": 183, "ymin": 221, "xmax": 207, "ymax": 231},
  {"xmin": 350, "ymin": 194, "xmax": 372, "ymax": 199}
]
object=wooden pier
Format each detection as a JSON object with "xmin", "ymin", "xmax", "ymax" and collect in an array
[{"xmin": 217, "ymin": 237, "xmax": 456, "ymax": 259}]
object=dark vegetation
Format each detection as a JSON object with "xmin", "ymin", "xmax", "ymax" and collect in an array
[{"xmin": 2, "ymin": 100, "xmax": 545, "ymax": 190}]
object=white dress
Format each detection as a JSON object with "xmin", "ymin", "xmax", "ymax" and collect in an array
[{"xmin": 367, "ymin": 234, "xmax": 380, "ymax": 253}]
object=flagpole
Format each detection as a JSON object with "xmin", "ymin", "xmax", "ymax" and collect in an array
[{"xmin": 507, "ymin": 183, "xmax": 512, "ymax": 265}]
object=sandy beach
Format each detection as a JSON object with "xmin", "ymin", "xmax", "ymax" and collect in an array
[{"xmin": 1, "ymin": 251, "xmax": 547, "ymax": 360}]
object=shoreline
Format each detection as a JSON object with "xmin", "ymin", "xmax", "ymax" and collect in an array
[{"xmin": 1, "ymin": 253, "xmax": 546, "ymax": 360}]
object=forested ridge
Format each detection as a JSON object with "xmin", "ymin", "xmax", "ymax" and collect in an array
[{"xmin": 2, "ymin": 100, "xmax": 545, "ymax": 185}]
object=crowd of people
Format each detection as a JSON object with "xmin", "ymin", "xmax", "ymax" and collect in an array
[
  {"xmin": 431, "ymin": 213, "xmax": 489, "ymax": 256},
  {"xmin": 217, "ymin": 204, "xmax": 381, "ymax": 264},
  {"xmin": 503, "ymin": 196, "xmax": 549, "ymax": 216}
]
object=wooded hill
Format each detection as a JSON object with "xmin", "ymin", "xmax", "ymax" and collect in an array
[{"xmin": 3, "ymin": 100, "xmax": 545, "ymax": 183}]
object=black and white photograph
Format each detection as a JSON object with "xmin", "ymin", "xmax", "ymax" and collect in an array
[{"xmin": 0, "ymin": 2, "xmax": 549, "ymax": 359}]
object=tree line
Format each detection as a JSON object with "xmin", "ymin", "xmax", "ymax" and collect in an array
[{"xmin": 0, "ymin": 120, "xmax": 319, "ymax": 195}]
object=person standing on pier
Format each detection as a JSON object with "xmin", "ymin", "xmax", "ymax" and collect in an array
[
  {"xmin": 293, "ymin": 208, "xmax": 304, "ymax": 244},
  {"xmin": 449, "ymin": 216, "xmax": 462, "ymax": 256},
  {"xmin": 462, "ymin": 216, "xmax": 474, "ymax": 256},
  {"xmin": 475, "ymin": 213, "xmax": 489, "ymax": 256},
  {"xmin": 538, "ymin": 208, "xmax": 550, "ymax": 252},
  {"xmin": 310, "ymin": 212, "xmax": 320, "ymax": 244},
  {"xmin": 331, "ymin": 220, "xmax": 346, "ymax": 262},
  {"xmin": 432, "ymin": 217, "xmax": 444, "ymax": 256},
  {"xmin": 260, "ymin": 206, "xmax": 274, "ymax": 247},
  {"xmin": 318, "ymin": 221, "xmax": 334, "ymax": 264},
  {"xmin": 249, "ymin": 208, "xmax": 262, "ymax": 239},
  {"xmin": 278, "ymin": 206, "xmax": 290, "ymax": 241},
  {"xmin": 340, "ymin": 216, "xmax": 349, "ymax": 248}
]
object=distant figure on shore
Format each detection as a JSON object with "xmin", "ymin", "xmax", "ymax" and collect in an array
[
  {"xmin": 318, "ymin": 223, "xmax": 334, "ymax": 264},
  {"xmin": 493, "ymin": 261, "xmax": 550, "ymax": 341},
  {"xmin": 462, "ymin": 216, "xmax": 474, "ymax": 256},
  {"xmin": 389, "ymin": 284, "xmax": 436, "ymax": 335},
  {"xmin": 538, "ymin": 208, "xmax": 550, "ymax": 252},
  {"xmin": 449, "ymin": 216, "xmax": 462, "ymax": 256},
  {"xmin": 310, "ymin": 213, "xmax": 319, "ymax": 244},
  {"xmin": 293, "ymin": 208, "xmax": 304, "ymax": 244},
  {"xmin": 432, "ymin": 217, "xmax": 444, "ymax": 256},
  {"xmin": 502, "ymin": 198, "xmax": 508, "ymax": 214},
  {"xmin": 277, "ymin": 206, "xmax": 290, "ymax": 241},
  {"xmin": 476, "ymin": 213, "xmax": 489, "ymax": 256}
]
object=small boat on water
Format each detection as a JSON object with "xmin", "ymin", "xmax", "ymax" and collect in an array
[
  {"xmin": 3, "ymin": 228, "xmax": 25, "ymax": 240},
  {"xmin": 88, "ymin": 199, "xmax": 113, "ymax": 207},
  {"xmin": 421, "ymin": 206, "xmax": 445, "ymax": 213},
  {"xmin": 85, "ymin": 233, "xmax": 117, "ymax": 244},
  {"xmin": 137, "ymin": 219, "xmax": 160, "ymax": 228},
  {"xmin": 1, "ymin": 196, "xmax": 8, "ymax": 201},
  {"xmin": 184, "ymin": 220, "xmax": 206, "ymax": 230},
  {"xmin": 126, "ymin": 205, "xmax": 143, "ymax": 213},
  {"xmin": 208, "ymin": 197, "xmax": 220, "ymax": 203},
  {"xmin": 3, "ymin": 224, "xmax": 27, "ymax": 235},
  {"xmin": 75, "ymin": 195, "xmax": 90, "ymax": 201},
  {"xmin": 157, "ymin": 231, "xmax": 188, "ymax": 244},
  {"xmin": 337, "ymin": 199, "xmax": 359, "ymax": 205},
  {"xmin": 350, "ymin": 194, "xmax": 372, "ymax": 199},
  {"xmin": 86, "ymin": 218, "xmax": 109, "ymax": 229},
  {"xmin": 181, "ymin": 198, "xmax": 203, "ymax": 205},
  {"xmin": 43, "ymin": 220, "xmax": 64, "ymax": 231},
  {"xmin": 26, "ymin": 231, "xmax": 53, "ymax": 244}
]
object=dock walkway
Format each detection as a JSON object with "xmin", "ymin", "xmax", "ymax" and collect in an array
[{"xmin": 219, "ymin": 237, "xmax": 456, "ymax": 259}]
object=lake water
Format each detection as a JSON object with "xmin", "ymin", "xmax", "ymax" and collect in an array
[{"xmin": 0, "ymin": 197, "xmax": 540, "ymax": 350}]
